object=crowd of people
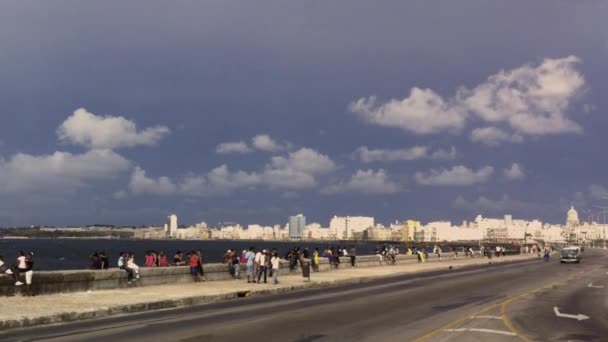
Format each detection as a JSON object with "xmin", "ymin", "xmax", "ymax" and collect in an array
[{"xmin": 1, "ymin": 243, "xmax": 532, "ymax": 294}]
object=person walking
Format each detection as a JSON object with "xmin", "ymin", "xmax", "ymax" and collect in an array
[
  {"xmin": 349, "ymin": 245, "xmax": 357, "ymax": 268},
  {"xmin": 312, "ymin": 248, "xmax": 320, "ymax": 272},
  {"xmin": 271, "ymin": 251, "xmax": 281, "ymax": 284},
  {"xmin": 245, "ymin": 247, "xmax": 256, "ymax": 283},
  {"xmin": 257, "ymin": 249, "xmax": 268, "ymax": 284},
  {"xmin": 300, "ymin": 249, "xmax": 311, "ymax": 282}
]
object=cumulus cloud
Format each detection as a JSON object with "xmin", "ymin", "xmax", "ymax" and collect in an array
[
  {"xmin": 470, "ymin": 127, "xmax": 523, "ymax": 146},
  {"xmin": 216, "ymin": 134, "xmax": 287, "ymax": 154},
  {"xmin": 356, "ymin": 146, "xmax": 456, "ymax": 163},
  {"xmin": 503, "ymin": 163, "xmax": 525, "ymax": 181},
  {"xmin": 252, "ymin": 134, "xmax": 285, "ymax": 152},
  {"xmin": 351, "ymin": 56, "xmax": 586, "ymax": 144},
  {"xmin": 128, "ymin": 167, "xmax": 178, "ymax": 196},
  {"xmin": 461, "ymin": 56, "xmax": 584, "ymax": 136},
  {"xmin": 415, "ymin": 165, "xmax": 494, "ymax": 186},
  {"xmin": 349, "ymin": 88, "xmax": 466, "ymax": 135},
  {"xmin": 269, "ymin": 148, "xmax": 335, "ymax": 176},
  {"xmin": 216, "ymin": 141, "xmax": 252, "ymax": 154},
  {"xmin": 128, "ymin": 147, "xmax": 337, "ymax": 197},
  {"xmin": 57, "ymin": 108, "xmax": 170, "ymax": 149},
  {"xmin": 0, "ymin": 149, "xmax": 131, "ymax": 193},
  {"xmin": 322, "ymin": 169, "xmax": 401, "ymax": 194}
]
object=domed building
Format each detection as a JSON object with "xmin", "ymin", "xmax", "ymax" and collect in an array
[{"xmin": 566, "ymin": 206, "xmax": 580, "ymax": 227}]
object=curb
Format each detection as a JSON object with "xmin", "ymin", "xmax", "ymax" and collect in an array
[{"xmin": 0, "ymin": 255, "xmax": 538, "ymax": 331}]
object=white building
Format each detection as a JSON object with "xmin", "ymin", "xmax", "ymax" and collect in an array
[
  {"xmin": 288, "ymin": 214, "xmax": 306, "ymax": 240},
  {"xmin": 329, "ymin": 216, "xmax": 374, "ymax": 240},
  {"xmin": 166, "ymin": 214, "xmax": 178, "ymax": 237}
]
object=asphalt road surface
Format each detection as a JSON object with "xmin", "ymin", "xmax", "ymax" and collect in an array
[{"xmin": 2, "ymin": 249, "xmax": 607, "ymax": 342}]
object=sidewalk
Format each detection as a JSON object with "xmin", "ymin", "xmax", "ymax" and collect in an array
[{"xmin": 0, "ymin": 254, "xmax": 537, "ymax": 330}]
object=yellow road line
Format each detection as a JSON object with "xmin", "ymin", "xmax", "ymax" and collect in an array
[{"xmin": 413, "ymin": 280, "xmax": 561, "ymax": 342}]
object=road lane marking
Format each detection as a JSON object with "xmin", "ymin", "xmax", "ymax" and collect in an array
[
  {"xmin": 587, "ymin": 283, "xmax": 604, "ymax": 288},
  {"xmin": 413, "ymin": 280, "xmax": 562, "ymax": 342},
  {"xmin": 471, "ymin": 315, "xmax": 502, "ymax": 319},
  {"xmin": 553, "ymin": 307, "xmax": 590, "ymax": 321},
  {"xmin": 444, "ymin": 328, "xmax": 517, "ymax": 336}
]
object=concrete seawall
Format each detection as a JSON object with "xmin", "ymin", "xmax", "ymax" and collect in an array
[{"xmin": 0, "ymin": 253, "xmax": 516, "ymax": 296}]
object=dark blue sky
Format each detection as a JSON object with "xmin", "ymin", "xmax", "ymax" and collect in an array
[{"xmin": 1, "ymin": 1, "xmax": 607, "ymax": 227}]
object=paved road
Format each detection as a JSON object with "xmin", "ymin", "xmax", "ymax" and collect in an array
[{"xmin": 2, "ymin": 250, "xmax": 607, "ymax": 342}]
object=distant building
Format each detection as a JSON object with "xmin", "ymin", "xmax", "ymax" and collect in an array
[
  {"xmin": 167, "ymin": 214, "xmax": 178, "ymax": 237},
  {"xmin": 288, "ymin": 214, "xmax": 306, "ymax": 240},
  {"xmin": 329, "ymin": 216, "xmax": 374, "ymax": 240},
  {"xmin": 566, "ymin": 206, "xmax": 580, "ymax": 227}
]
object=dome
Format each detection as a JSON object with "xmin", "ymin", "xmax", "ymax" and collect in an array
[{"xmin": 566, "ymin": 206, "xmax": 580, "ymax": 226}]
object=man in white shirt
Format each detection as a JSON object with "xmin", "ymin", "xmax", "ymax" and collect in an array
[{"xmin": 257, "ymin": 249, "xmax": 268, "ymax": 284}]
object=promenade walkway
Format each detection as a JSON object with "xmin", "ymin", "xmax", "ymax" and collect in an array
[{"xmin": 0, "ymin": 254, "xmax": 537, "ymax": 330}]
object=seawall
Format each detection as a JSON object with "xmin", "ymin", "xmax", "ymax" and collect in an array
[{"xmin": 0, "ymin": 253, "xmax": 513, "ymax": 296}]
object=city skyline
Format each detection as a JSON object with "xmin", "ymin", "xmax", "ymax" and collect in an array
[{"xmin": 1, "ymin": 2, "xmax": 608, "ymax": 226}]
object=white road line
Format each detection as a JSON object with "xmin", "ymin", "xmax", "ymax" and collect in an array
[
  {"xmin": 587, "ymin": 283, "xmax": 604, "ymax": 288},
  {"xmin": 470, "ymin": 315, "xmax": 503, "ymax": 319},
  {"xmin": 469, "ymin": 328, "xmax": 517, "ymax": 336},
  {"xmin": 443, "ymin": 328, "xmax": 517, "ymax": 336}
]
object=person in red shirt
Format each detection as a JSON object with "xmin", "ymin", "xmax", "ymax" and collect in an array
[{"xmin": 189, "ymin": 252, "xmax": 200, "ymax": 282}]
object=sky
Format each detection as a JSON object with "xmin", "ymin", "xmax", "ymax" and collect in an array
[{"xmin": 1, "ymin": 1, "xmax": 608, "ymax": 227}]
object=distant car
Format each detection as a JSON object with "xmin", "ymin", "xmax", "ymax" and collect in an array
[{"xmin": 560, "ymin": 247, "xmax": 582, "ymax": 263}]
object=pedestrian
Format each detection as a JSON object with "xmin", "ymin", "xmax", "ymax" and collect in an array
[
  {"xmin": 349, "ymin": 245, "xmax": 357, "ymax": 268},
  {"xmin": 23, "ymin": 252, "xmax": 34, "ymax": 296},
  {"xmin": 224, "ymin": 249, "xmax": 234, "ymax": 277},
  {"xmin": 99, "ymin": 251, "xmax": 109, "ymax": 270},
  {"xmin": 158, "ymin": 252, "xmax": 169, "ymax": 267},
  {"xmin": 127, "ymin": 252, "xmax": 140, "ymax": 280},
  {"xmin": 300, "ymin": 249, "xmax": 311, "ymax": 282},
  {"xmin": 174, "ymin": 251, "xmax": 186, "ymax": 266},
  {"xmin": 189, "ymin": 251, "xmax": 200, "ymax": 282},
  {"xmin": 312, "ymin": 248, "xmax": 320, "ymax": 272},
  {"xmin": 543, "ymin": 249, "xmax": 550, "ymax": 262},
  {"xmin": 257, "ymin": 249, "xmax": 268, "ymax": 284},
  {"xmin": 9, "ymin": 251, "xmax": 28, "ymax": 286},
  {"xmin": 197, "ymin": 250, "xmax": 206, "ymax": 281},
  {"xmin": 232, "ymin": 249, "xmax": 240, "ymax": 279},
  {"xmin": 0, "ymin": 255, "xmax": 7, "ymax": 273},
  {"xmin": 246, "ymin": 247, "xmax": 256, "ymax": 283},
  {"xmin": 145, "ymin": 251, "xmax": 155, "ymax": 267},
  {"xmin": 333, "ymin": 247, "xmax": 341, "ymax": 269},
  {"xmin": 118, "ymin": 252, "xmax": 135, "ymax": 285},
  {"xmin": 271, "ymin": 251, "xmax": 281, "ymax": 284}
]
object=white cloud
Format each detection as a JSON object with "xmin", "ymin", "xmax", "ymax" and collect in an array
[
  {"xmin": 127, "ymin": 147, "xmax": 337, "ymax": 197},
  {"xmin": 452, "ymin": 194, "xmax": 534, "ymax": 213},
  {"xmin": 461, "ymin": 56, "xmax": 584, "ymax": 136},
  {"xmin": 589, "ymin": 184, "xmax": 608, "ymax": 201},
  {"xmin": 252, "ymin": 134, "xmax": 285, "ymax": 152},
  {"xmin": 0, "ymin": 149, "xmax": 131, "ymax": 193},
  {"xmin": 215, "ymin": 141, "xmax": 252, "ymax": 154},
  {"xmin": 356, "ymin": 145, "xmax": 456, "ymax": 163},
  {"xmin": 128, "ymin": 167, "xmax": 178, "ymax": 196},
  {"xmin": 57, "ymin": 108, "xmax": 170, "ymax": 149},
  {"xmin": 322, "ymin": 169, "xmax": 401, "ymax": 194},
  {"xmin": 351, "ymin": 56, "xmax": 586, "ymax": 143},
  {"xmin": 349, "ymin": 88, "xmax": 467, "ymax": 135},
  {"xmin": 269, "ymin": 148, "xmax": 335, "ymax": 176},
  {"xmin": 503, "ymin": 163, "xmax": 525, "ymax": 181},
  {"xmin": 415, "ymin": 165, "xmax": 494, "ymax": 186},
  {"xmin": 470, "ymin": 127, "xmax": 523, "ymax": 146}
]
